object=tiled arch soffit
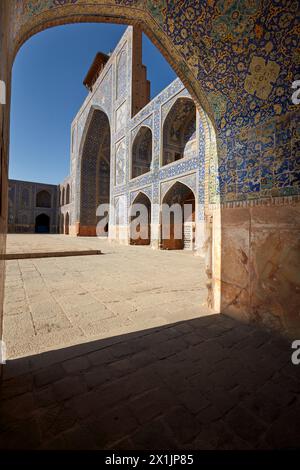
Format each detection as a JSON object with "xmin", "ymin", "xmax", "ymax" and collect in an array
[
  {"xmin": 7, "ymin": 1, "xmax": 214, "ymax": 129},
  {"xmin": 7, "ymin": 1, "xmax": 298, "ymax": 205}
]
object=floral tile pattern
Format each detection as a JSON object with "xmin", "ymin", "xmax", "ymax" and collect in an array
[{"xmin": 10, "ymin": 0, "xmax": 300, "ymax": 205}]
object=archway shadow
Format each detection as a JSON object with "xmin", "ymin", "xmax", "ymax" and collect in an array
[{"xmin": 0, "ymin": 314, "xmax": 298, "ymax": 450}]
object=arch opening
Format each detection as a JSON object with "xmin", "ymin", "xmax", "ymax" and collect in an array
[
  {"xmin": 35, "ymin": 213, "xmax": 50, "ymax": 233},
  {"xmin": 130, "ymin": 193, "xmax": 151, "ymax": 246},
  {"xmin": 161, "ymin": 182, "xmax": 195, "ymax": 251},
  {"xmin": 79, "ymin": 108, "xmax": 111, "ymax": 236},
  {"xmin": 131, "ymin": 126, "xmax": 152, "ymax": 178},
  {"xmin": 162, "ymin": 98, "xmax": 196, "ymax": 167},
  {"xmin": 4, "ymin": 16, "xmax": 219, "ymax": 350}
]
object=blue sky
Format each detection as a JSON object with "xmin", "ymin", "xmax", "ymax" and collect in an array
[{"xmin": 10, "ymin": 23, "xmax": 176, "ymax": 184}]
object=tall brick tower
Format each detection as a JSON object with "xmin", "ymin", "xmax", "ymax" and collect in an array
[{"xmin": 131, "ymin": 27, "xmax": 151, "ymax": 117}]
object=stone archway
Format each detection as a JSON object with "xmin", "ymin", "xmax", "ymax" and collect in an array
[
  {"xmin": 7, "ymin": 2, "xmax": 214, "ymax": 127},
  {"xmin": 1, "ymin": 1, "xmax": 298, "ymax": 335},
  {"xmin": 0, "ymin": 3, "xmax": 299, "ymax": 453},
  {"xmin": 0, "ymin": 2, "xmax": 218, "ymax": 327}
]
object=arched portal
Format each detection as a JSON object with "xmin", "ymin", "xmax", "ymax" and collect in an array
[
  {"xmin": 162, "ymin": 98, "xmax": 196, "ymax": 166},
  {"xmin": 161, "ymin": 182, "xmax": 195, "ymax": 250},
  {"xmin": 36, "ymin": 190, "xmax": 51, "ymax": 208},
  {"xmin": 79, "ymin": 108, "xmax": 111, "ymax": 236},
  {"xmin": 65, "ymin": 212, "xmax": 70, "ymax": 235},
  {"xmin": 130, "ymin": 193, "xmax": 151, "ymax": 246},
  {"xmin": 35, "ymin": 213, "xmax": 50, "ymax": 234},
  {"xmin": 5, "ymin": 16, "xmax": 217, "ymax": 306},
  {"xmin": 132, "ymin": 126, "xmax": 152, "ymax": 178}
]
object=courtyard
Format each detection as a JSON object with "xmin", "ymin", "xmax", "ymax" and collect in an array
[
  {"xmin": 4, "ymin": 234, "xmax": 208, "ymax": 359},
  {"xmin": 0, "ymin": 234, "xmax": 299, "ymax": 449}
]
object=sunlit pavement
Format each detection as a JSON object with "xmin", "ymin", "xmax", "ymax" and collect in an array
[{"xmin": 4, "ymin": 234, "xmax": 208, "ymax": 358}]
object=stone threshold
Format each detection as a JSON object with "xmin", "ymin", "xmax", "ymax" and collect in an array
[{"xmin": 1, "ymin": 250, "xmax": 102, "ymax": 260}]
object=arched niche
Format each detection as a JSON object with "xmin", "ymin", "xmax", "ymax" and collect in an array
[
  {"xmin": 130, "ymin": 192, "xmax": 151, "ymax": 246},
  {"xmin": 79, "ymin": 108, "xmax": 111, "ymax": 236},
  {"xmin": 131, "ymin": 126, "xmax": 152, "ymax": 178},
  {"xmin": 161, "ymin": 181, "xmax": 195, "ymax": 250},
  {"xmin": 162, "ymin": 98, "xmax": 196, "ymax": 167},
  {"xmin": 36, "ymin": 190, "xmax": 51, "ymax": 208}
]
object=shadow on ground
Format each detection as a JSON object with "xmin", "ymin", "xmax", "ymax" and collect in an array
[{"xmin": 0, "ymin": 314, "xmax": 299, "ymax": 449}]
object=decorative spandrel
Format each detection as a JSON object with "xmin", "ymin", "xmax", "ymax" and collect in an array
[{"xmin": 115, "ymin": 140, "xmax": 126, "ymax": 186}]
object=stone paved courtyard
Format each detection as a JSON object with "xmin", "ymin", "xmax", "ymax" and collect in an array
[
  {"xmin": 1, "ymin": 314, "xmax": 299, "ymax": 449},
  {"xmin": 4, "ymin": 234, "xmax": 208, "ymax": 359},
  {"xmin": 1, "ymin": 235, "xmax": 299, "ymax": 450}
]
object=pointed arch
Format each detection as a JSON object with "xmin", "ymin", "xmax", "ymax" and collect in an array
[
  {"xmin": 130, "ymin": 192, "xmax": 151, "ymax": 246},
  {"xmin": 78, "ymin": 105, "xmax": 111, "ymax": 158},
  {"xmin": 162, "ymin": 97, "xmax": 196, "ymax": 166},
  {"xmin": 36, "ymin": 189, "xmax": 51, "ymax": 208},
  {"xmin": 35, "ymin": 213, "xmax": 50, "ymax": 234},
  {"xmin": 161, "ymin": 181, "xmax": 195, "ymax": 250},
  {"xmin": 132, "ymin": 190, "xmax": 152, "ymax": 205},
  {"xmin": 79, "ymin": 108, "xmax": 111, "ymax": 236},
  {"xmin": 131, "ymin": 126, "xmax": 153, "ymax": 178}
]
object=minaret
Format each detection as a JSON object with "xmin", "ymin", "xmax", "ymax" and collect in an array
[{"xmin": 131, "ymin": 27, "xmax": 150, "ymax": 117}]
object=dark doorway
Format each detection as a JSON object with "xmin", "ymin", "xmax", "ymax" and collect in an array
[
  {"xmin": 130, "ymin": 193, "xmax": 151, "ymax": 246},
  {"xmin": 161, "ymin": 182, "xmax": 195, "ymax": 250},
  {"xmin": 35, "ymin": 213, "xmax": 50, "ymax": 233}
]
